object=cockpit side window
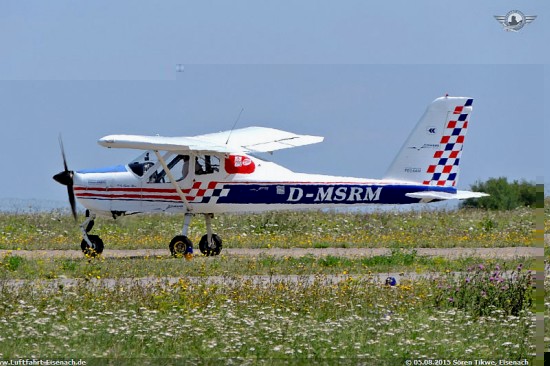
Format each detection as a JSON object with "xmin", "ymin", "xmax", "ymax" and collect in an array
[
  {"xmin": 148, "ymin": 154, "xmax": 190, "ymax": 183},
  {"xmin": 195, "ymin": 155, "xmax": 220, "ymax": 175},
  {"xmin": 140, "ymin": 152, "xmax": 221, "ymax": 183}
]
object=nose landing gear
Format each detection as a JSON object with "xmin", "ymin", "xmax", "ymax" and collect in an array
[{"xmin": 80, "ymin": 210, "xmax": 104, "ymax": 257}]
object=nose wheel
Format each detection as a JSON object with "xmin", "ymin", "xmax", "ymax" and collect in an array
[
  {"xmin": 81, "ymin": 234, "xmax": 104, "ymax": 257},
  {"xmin": 80, "ymin": 210, "xmax": 104, "ymax": 257}
]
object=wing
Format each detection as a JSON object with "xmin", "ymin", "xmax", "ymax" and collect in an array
[
  {"xmin": 98, "ymin": 126, "xmax": 324, "ymax": 153},
  {"xmin": 525, "ymin": 15, "xmax": 537, "ymax": 24},
  {"xmin": 98, "ymin": 135, "xmax": 234, "ymax": 153},
  {"xmin": 195, "ymin": 126, "xmax": 324, "ymax": 153}
]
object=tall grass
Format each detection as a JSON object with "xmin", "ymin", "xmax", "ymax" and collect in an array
[
  {"xmin": 0, "ymin": 207, "xmax": 536, "ymax": 250},
  {"xmin": 433, "ymin": 264, "xmax": 534, "ymax": 317},
  {"xmin": 0, "ymin": 270, "xmax": 536, "ymax": 360}
]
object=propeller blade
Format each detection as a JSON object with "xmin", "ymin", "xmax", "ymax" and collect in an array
[
  {"xmin": 68, "ymin": 185, "xmax": 77, "ymax": 221},
  {"xmin": 58, "ymin": 135, "xmax": 69, "ymax": 172},
  {"xmin": 54, "ymin": 134, "xmax": 77, "ymax": 221}
]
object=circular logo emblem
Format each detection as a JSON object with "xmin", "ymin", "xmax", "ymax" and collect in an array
[{"xmin": 504, "ymin": 10, "xmax": 526, "ymax": 31}]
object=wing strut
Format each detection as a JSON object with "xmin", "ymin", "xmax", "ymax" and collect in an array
[{"xmin": 153, "ymin": 150, "xmax": 193, "ymax": 213}]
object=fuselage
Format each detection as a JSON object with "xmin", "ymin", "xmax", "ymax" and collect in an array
[{"xmin": 73, "ymin": 151, "xmax": 453, "ymax": 216}]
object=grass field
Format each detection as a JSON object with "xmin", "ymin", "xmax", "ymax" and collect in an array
[
  {"xmin": 0, "ymin": 206, "xmax": 543, "ymax": 362},
  {"xmin": 0, "ymin": 272, "xmax": 536, "ymax": 361},
  {"xmin": 0, "ymin": 206, "xmax": 536, "ymax": 251}
]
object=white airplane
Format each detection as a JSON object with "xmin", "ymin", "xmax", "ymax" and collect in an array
[{"xmin": 53, "ymin": 96, "xmax": 487, "ymax": 257}]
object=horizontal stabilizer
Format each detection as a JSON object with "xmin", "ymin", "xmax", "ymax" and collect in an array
[{"xmin": 406, "ymin": 190, "xmax": 489, "ymax": 201}]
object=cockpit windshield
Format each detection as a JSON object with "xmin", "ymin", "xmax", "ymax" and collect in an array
[{"xmin": 127, "ymin": 150, "xmax": 157, "ymax": 177}]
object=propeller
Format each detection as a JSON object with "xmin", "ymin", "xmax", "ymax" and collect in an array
[{"xmin": 53, "ymin": 135, "xmax": 77, "ymax": 221}]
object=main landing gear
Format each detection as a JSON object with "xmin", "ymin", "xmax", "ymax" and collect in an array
[
  {"xmin": 169, "ymin": 213, "xmax": 223, "ymax": 257},
  {"xmin": 78, "ymin": 211, "xmax": 222, "ymax": 258}
]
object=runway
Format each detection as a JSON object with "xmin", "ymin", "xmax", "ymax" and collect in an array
[
  {"xmin": 0, "ymin": 246, "xmax": 541, "ymax": 290},
  {"xmin": 0, "ymin": 246, "xmax": 541, "ymax": 260}
]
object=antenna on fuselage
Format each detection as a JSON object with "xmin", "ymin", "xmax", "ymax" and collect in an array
[{"xmin": 225, "ymin": 107, "xmax": 244, "ymax": 145}]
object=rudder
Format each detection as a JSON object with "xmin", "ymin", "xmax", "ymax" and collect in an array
[{"xmin": 383, "ymin": 96, "xmax": 474, "ymax": 187}]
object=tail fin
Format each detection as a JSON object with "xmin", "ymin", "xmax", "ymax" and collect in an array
[{"xmin": 383, "ymin": 96, "xmax": 473, "ymax": 187}]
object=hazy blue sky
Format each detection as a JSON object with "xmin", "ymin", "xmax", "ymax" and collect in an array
[{"xmin": 0, "ymin": 1, "xmax": 547, "ymax": 203}]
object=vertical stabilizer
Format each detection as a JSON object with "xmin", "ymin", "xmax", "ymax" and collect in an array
[{"xmin": 383, "ymin": 96, "xmax": 473, "ymax": 187}]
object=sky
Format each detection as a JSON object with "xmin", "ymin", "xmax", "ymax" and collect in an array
[{"xmin": 0, "ymin": 0, "xmax": 547, "ymax": 204}]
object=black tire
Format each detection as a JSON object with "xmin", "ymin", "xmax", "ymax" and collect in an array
[
  {"xmin": 81, "ymin": 235, "xmax": 104, "ymax": 257},
  {"xmin": 169, "ymin": 235, "xmax": 193, "ymax": 257},
  {"xmin": 199, "ymin": 234, "xmax": 222, "ymax": 256}
]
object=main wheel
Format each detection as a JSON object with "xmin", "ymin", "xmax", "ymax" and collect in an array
[
  {"xmin": 81, "ymin": 235, "xmax": 104, "ymax": 257},
  {"xmin": 169, "ymin": 235, "xmax": 194, "ymax": 258},
  {"xmin": 199, "ymin": 234, "xmax": 222, "ymax": 256}
]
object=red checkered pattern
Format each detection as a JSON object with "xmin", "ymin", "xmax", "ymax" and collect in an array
[
  {"xmin": 185, "ymin": 181, "xmax": 229, "ymax": 203},
  {"xmin": 423, "ymin": 103, "xmax": 472, "ymax": 187}
]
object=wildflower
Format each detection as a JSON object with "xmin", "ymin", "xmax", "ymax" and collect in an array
[
  {"xmin": 478, "ymin": 264, "xmax": 484, "ymax": 270},
  {"xmin": 448, "ymin": 297, "xmax": 454, "ymax": 303},
  {"xmin": 517, "ymin": 264, "xmax": 523, "ymax": 271}
]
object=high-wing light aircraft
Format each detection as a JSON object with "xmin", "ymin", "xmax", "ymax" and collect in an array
[{"xmin": 53, "ymin": 96, "xmax": 487, "ymax": 257}]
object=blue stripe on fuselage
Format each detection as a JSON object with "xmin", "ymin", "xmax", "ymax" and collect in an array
[
  {"xmin": 77, "ymin": 165, "xmax": 128, "ymax": 174},
  {"xmin": 216, "ymin": 183, "xmax": 455, "ymax": 205}
]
